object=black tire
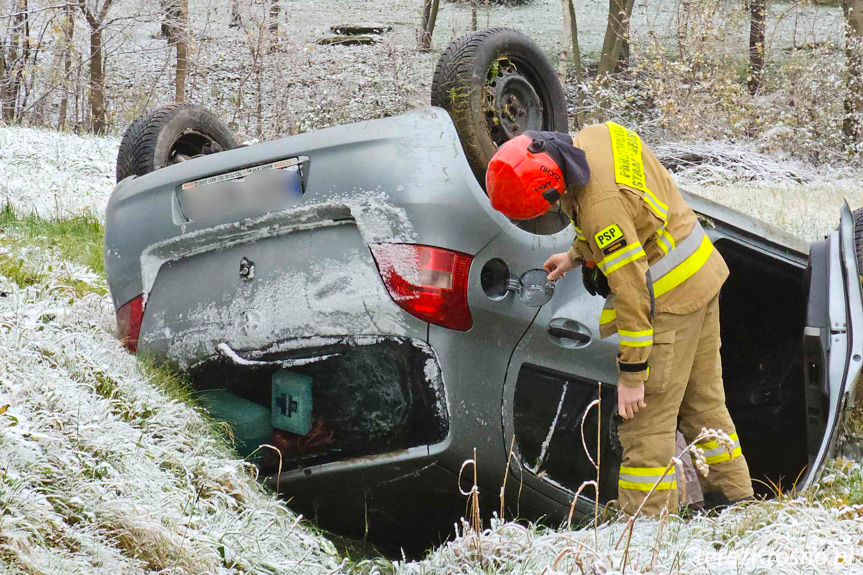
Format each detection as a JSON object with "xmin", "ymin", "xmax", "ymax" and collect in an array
[
  {"xmin": 115, "ymin": 103, "xmax": 237, "ymax": 183},
  {"xmin": 853, "ymin": 207, "xmax": 863, "ymax": 272},
  {"xmin": 431, "ymin": 27, "xmax": 569, "ymax": 187}
]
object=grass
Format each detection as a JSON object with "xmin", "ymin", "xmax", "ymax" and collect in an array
[
  {"xmin": 135, "ymin": 354, "xmax": 239, "ymax": 449},
  {"xmin": 0, "ymin": 201, "xmax": 106, "ymax": 297},
  {"xmin": 0, "ymin": 201, "xmax": 105, "ymax": 276}
]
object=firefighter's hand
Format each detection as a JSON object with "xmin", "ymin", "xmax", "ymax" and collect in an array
[
  {"xmin": 617, "ymin": 383, "xmax": 646, "ymax": 420},
  {"xmin": 544, "ymin": 252, "xmax": 577, "ymax": 281}
]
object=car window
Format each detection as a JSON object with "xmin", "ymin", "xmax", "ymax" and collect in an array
[{"xmin": 513, "ymin": 364, "xmax": 618, "ymax": 501}]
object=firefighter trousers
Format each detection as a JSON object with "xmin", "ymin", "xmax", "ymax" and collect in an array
[{"xmin": 616, "ymin": 294, "xmax": 754, "ymax": 515}]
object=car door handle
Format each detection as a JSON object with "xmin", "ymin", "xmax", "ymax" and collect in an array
[{"xmin": 548, "ymin": 324, "xmax": 591, "ymax": 344}]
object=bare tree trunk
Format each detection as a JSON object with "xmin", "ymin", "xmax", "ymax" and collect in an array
[
  {"xmin": 88, "ymin": 26, "xmax": 106, "ymax": 133},
  {"xmin": 16, "ymin": 0, "xmax": 30, "ymax": 123},
  {"xmin": 3, "ymin": 0, "xmax": 28, "ymax": 122},
  {"xmin": 0, "ymin": 55, "xmax": 5, "ymax": 123},
  {"xmin": 230, "ymin": 0, "xmax": 241, "ymax": 27},
  {"xmin": 567, "ymin": 0, "xmax": 585, "ymax": 129},
  {"xmin": 269, "ymin": 0, "xmax": 279, "ymax": 36},
  {"xmin": 58, "ymin": 2, "xmax": 75, "ymax": 130},
  {"xmin": 419, "ymin": 0, "xmax": 441, "ymax": 52},
  {"xmin": 748, "ymin": 0, "xmax": 766, "ymax": 94},
  {"xmin": 597, "ymin": 0, "xmax": 635, "ymax": 79},
  {"xmin": 559, "ymin": 0, "xmax": 570, "ymax": 87},
  {"xmin": 81, "ymin": 0, "xmax": 115, "ymax": 135},
  {"xmin": 471, "ymin": 0, "xmax": 478, "ymax": 32},
  {"xmin": 175, "ymin": 0, "xmax": 188, "ymax": 102},
  {"xmin": 599, "ymin": 0, "xmax": 627, "ymax": 74},
  {"xmin": 844, "ymin": 0, "xmax": 863, "ymax": 145}
]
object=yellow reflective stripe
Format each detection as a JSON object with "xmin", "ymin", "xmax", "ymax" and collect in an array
[
  {"xmin": 659, "ymin": 228, "xmax": 676, "ymax": 249},
  {"xmin": 619, "ymin": 465, "xmax": 677, "ymax": 492},
  {"xmin": 656, "ymin": 227, "xmax": 675, "ymax": 255},
  {"xmin": 573, "ymin": 224, "xmax": 587, "ymax": 241},
  {"xmin": 618, "ymin": 328, "xmax": 653, "ymax": 348},
  {"xmin": 696, "ymin": 433, "xmax": 739, "ymax": 450},
  {"xmin": 619, "ymin": 328, "xmax": 653, "ymax": 337},
  {"xmin": 620, "ymin": 466, "xmax": 669, "ymax": 476},
  {"xmin": 619, "ymin": 479, "xmax": 678, "ymax": 492},
  {"xmin": 696, "ymin": 433, "xmax": 742, "ymax": 464},
  {"xmin": 600, "ymin": 309, "xmax": 617, "ymax": 325},
  {"xmin": 603, "ymin": 249, "xmax": 645, "ymax": 275},
  {"xmin": 642, "ymin": 189, "xmax": 669, "ymax": 221},
  {"xmin": 652, "ymin": 234, "xmax": 714, "ymax": 297},
  {"xmin": 598, "ymin": 242, "xmax": 646, "ymax": 275},
  {"xmin": 705, "ymin": 446, "xmax": 742, "ymax": 465}
]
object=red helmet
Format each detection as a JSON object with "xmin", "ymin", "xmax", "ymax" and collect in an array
[{"xmin": 486, "ymin": 134, "xmax": 565, "ymax": 220}]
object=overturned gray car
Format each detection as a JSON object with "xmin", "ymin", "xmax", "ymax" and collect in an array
[{"xmin": 105, "ymin": 28, "xmax": 863, "ymax": 553}]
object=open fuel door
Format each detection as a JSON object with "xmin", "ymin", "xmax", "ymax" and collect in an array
[{"xmin": 802, "ymin": 203, "xmax": 863, "ymax": 485}]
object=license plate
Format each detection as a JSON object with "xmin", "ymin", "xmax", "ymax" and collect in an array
[{"xmin": 177, "ymin": 157, "xmax": 307, "ymax": 223}]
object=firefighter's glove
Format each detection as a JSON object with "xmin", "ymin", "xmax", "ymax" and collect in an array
[{"xmin": 582, "ymin": 262, "xmax": 611, "ymax": 298}]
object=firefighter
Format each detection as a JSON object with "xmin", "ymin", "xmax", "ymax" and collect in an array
[{"xmin": 484, "ymin": 124, "xmax": 754, "ymax": 515}]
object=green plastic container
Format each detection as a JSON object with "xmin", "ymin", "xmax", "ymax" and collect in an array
[
  {"xmin": 271, "ymin": 370, "xmax": 313, "ymax": 436},
  {"xmin": 197, "ymin": 389, "xmax": 272, "ymax": 459}
]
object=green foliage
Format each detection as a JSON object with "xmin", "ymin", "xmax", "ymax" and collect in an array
[
  {"xmin": 135, "ymin": 355, "xmax": 198, "ymax": 407},
  {"xmin": 0, "ymin": 202, "xmax": 106, "ymax": 296},
  {"xmin": 135, "ymin": 355, "xmax": 238, "ymax": 449},
  {"xmin": 0, "ymin": 252, "xmax": 45, "ymax": 288},
  {"xmin": 0, "ymin": 201, "xmax": 105, "ymax": 276},
  {"xmin": 806, "ymin": 457, "xmax": 863, "ymax": 509}
]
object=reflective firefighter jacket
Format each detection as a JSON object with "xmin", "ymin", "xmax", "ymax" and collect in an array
[{"xmin": 559, "ymin": 122, "xmax": 729, "ymax": 386}]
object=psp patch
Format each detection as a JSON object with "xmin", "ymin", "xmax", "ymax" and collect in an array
[{"xmin": 595, "ymin": 223, "xmax": 627, "ymax": 255}]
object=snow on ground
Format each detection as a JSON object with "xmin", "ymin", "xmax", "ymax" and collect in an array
[
  {"xmin": 2, "ymin": 123, "xmax": 862, "ymax": 242},
  {"xmin": 0, "ymin": 240, "xmax": 344, "ymax": 573},
  {"xmin": 3, "ymin": 114, "xmax": 863, "ymax": 573},
  {"xmin": 0, "ymin": 127, "xmax": 119, "ymax": 219},
  {"xmin": 88, "ymin": 0, "xmax": 844, "ymax": 140},
  {"xmin": 396, "ymin": 492, "xmax": 863, "ymax": 574},
  {"xmin": 654, "ymin": 141, "xmax": 863, "ymax": 242}
]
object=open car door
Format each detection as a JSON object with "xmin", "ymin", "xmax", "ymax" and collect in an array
[
  {"xmin": 500, "ymin": 202, "xmax": 863, "ymax": 521},
  {"xmin": 802, "ymin": 203, "xmax": 863, "ymax": 485}
]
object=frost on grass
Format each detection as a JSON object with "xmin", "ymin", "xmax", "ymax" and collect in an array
[
  {"xmin": 395, "ymin": 494, "xmax": 863, "ymax": 575},
  {"xmin": 397, "ymin": 460, "xmax": 863, "ymax": 575},
  {"xmin": 655, "ymin": 141, "xmax": 863, "ymax": 242},
  {"xmin": 0, "ymin": 127, "xmax": 118, "ymax": 219},
  {"xmin": 0, "ymin": 250, "xmax": 342, "ymax": 573}
]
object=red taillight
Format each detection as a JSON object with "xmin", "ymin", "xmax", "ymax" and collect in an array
[
  {"xmin": 370, "ymin": 244, "xmax": 473, "ymax": 331},
  {"xmin": 116, "ymin": 295, "xmax": 145, "ymax": 353}
]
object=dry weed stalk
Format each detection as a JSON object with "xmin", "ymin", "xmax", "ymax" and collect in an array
[
  {"xmin": 457, "ymin": 448, "xmax": 483, "ymax": 563},
  {"xmin": 500, "ymin": 434, "xmax": 515, "ymax": 518}
]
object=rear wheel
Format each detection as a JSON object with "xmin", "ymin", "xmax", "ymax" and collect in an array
[
  {"xmin": 431, "ymin": 27, "xmax": 569, "ymax": 188},
  {"xmin": 115, "ymin": 103, "xmax": 237, "ymax": 183}
]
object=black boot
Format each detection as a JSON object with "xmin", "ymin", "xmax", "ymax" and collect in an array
[{"xmin": 702, "ymin": 492, "xmax": 754, "ymax": 513}]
